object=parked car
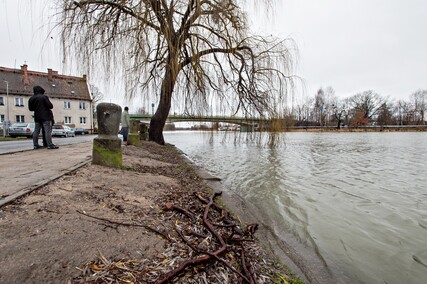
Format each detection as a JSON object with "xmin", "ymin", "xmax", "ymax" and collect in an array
[
  {"xmin": 72, "ymin": 128, "xmax": 90, "ymax": 135},
  {"xmin": 52, "ymin": 125, "xmax": 75, "ymax": 137},
  {"xmin": 8, "ymin": 123, "xmax": 36, "ymax": 138}
]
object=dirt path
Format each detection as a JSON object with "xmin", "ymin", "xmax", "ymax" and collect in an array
[{"xmin": 0, "ymin": 141, "xmax": 299, "ymax": 283}]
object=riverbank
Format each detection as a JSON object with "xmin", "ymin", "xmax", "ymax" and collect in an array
[{"xmin": 0, "ymin": 141, "xmax": 303, "ymax": 283}]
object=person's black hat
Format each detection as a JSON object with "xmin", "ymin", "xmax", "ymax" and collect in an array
[{"xmin": 33, "ymin": 85, "xmax": 45, "ymax": 94}]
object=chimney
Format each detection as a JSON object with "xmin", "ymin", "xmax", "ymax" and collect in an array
[
  {"xmin": 21, "ymin": 64, "xmax": 30, "ymax": 86},
  {"xmin": 21, "ymin": 64, "xmax": 28, "ymax": 73},
  {"xmin": 48, "ymin": 68, "xmax": 53, "ymax": 81},
  {"xmin": 83, "ymin": 74, "xmax": 87, "ymax": 81}
]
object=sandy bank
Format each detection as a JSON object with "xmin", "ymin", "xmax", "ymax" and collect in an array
[{"xmin": 0, "ymin": 141, "xmax": 305, "ymax": 283}]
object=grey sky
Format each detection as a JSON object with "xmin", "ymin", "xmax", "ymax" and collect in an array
[
  {"xmin": 1, "ymin": 0, "xmax": 426, "ymax": 106},
  {"xmin": 251, "ymin": 0, "xmax": 427, "ymax": 102}
]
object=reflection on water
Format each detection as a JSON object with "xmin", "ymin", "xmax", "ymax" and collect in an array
[{"xmin": 165, "ymin": 131, "xmax": 427, "ymax": 284}]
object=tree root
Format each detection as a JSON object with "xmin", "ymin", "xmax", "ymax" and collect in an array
[
  {"xmin": 76, "ymin": 210, "xmax": 172, "ymax": 241},
  {"xmin": 157, "ymin": 191, "xmax": 260, "ymax": 284},
  {"xmin": 163, "ymin": 202, "xmax": 196, "ymax": 221}
]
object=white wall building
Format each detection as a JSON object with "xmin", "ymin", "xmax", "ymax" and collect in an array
[{"xmin": 0, "ymin": 64, "xmax": 93, "ymax": 131}]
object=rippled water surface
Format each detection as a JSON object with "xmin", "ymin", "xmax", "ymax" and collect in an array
[{"xmin": 165, "ymin": 131, "xmax": 427, "ymax": 284}]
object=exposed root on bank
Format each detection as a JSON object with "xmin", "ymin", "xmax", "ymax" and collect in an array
[
  {"xmin": 73, "ymin": 189, "xmax": 287, "ymax": 283},
  {"xmin": 71, "ymin": 143, "xmax": 298, "ymax": 284},
  {"xmin": 76, "ymin": 210, "xmax": 172, "ymax": 241}
]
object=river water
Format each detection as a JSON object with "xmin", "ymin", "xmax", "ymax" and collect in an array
[{"xmin": 164, "ymin": 131, "xmax": 427, "ymax": 284}]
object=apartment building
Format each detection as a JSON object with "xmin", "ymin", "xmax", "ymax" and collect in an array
[{"xmin": 0, "ymin": 64, "xmax": 93, "ymax": 131}]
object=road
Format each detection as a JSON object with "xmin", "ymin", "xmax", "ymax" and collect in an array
[{"xmin": 0, "ymin": 135, "xmax": 95, "ymax": 154}]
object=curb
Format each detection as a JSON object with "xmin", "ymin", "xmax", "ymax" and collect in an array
[{"xmin": 0, "ymin": 142, "xmax": 77, "ymax": 156}]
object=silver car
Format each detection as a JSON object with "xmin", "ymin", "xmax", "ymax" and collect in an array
[
  {"xmin": 52, "ymin": 125, "xmax": 75, "ymax": 137},
  {"xmin": 8, "ymin": 123, "xmax": 35, "ymax": 138}
]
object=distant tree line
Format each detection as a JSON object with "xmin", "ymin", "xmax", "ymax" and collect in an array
[{"xmin": 291, "ymin": 88, "xmax": 427, "ymax": 128}]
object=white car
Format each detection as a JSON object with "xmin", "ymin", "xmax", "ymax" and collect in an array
[{"xmin": 52, "ymin": 125, "xmax": 75, "ymax": 137}]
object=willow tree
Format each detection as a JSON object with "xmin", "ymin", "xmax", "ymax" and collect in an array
[{"xmin": 61, "ymin": 0, "xmax": 295, "ymax": 144}]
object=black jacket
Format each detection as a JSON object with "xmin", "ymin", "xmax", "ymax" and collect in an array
[{"xmin": 28, "ymin": 93, "xmax": 54, "ymax": 123}]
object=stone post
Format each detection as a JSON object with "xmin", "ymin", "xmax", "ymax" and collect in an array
[
  {"xmin": 127, "ymin": 119, "xmax": 141, "ymax": 146},
  {"xmin": 92, "ymin": 103, "xmax": 122, "ymax": 168},
  {"xmin": 140, "ymin": 123, "xmax": 149, "ymax": 141}
]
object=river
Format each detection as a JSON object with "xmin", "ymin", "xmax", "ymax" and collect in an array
[{"xmin": 164, "ymin": 131, "xmax": 427, "ymax": 284}]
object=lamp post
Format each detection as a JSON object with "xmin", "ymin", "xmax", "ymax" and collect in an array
[{"xmin": 3, "ymin": 81, "xmax": 9, "ymax": 137}]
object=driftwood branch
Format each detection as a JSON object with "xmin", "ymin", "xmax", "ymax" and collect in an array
[{"xmin": 76, "ymin": 210, "xmax": 171, "ymax": 241}]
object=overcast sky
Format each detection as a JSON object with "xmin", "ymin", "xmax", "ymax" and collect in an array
[
  {"xmin": 1, "ymin": 0, "xmax": 426, "ymax": 107},
  {"xmin": 249, "ymin": 0, "xmax": 427, "ymax": 103}
]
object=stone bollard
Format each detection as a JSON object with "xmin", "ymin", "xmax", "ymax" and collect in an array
[
  {"xmin": 127, "ymin": 119, "xmax": 141, "ymax": 146},
  {"xmin": 92, "ymin": 103, "xmax": 122, "ymax": 168},
  {"xmin": 140, "ymin": 124, "xmax": 149, "ymax": 141}
]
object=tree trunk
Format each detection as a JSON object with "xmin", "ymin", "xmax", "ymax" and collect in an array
[
  {"xmin": 335, "ymin": 113, "xmax": 342, "ymax": 129},
  {"xmin": 149, "ymin": 62, "xmax": 176, "ymax": 145}
]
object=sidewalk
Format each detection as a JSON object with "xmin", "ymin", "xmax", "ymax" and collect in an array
[{"xmin": 0, "ymin": 142, "xmax": 92, "ymax": 207}]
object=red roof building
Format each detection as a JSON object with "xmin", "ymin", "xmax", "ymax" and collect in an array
[{"xmin": 0, "ymin": 64, "xmax": 93, "ymax": 131}]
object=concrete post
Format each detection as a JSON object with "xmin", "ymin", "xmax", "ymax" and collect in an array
[
  {"xmin": 127, "ymin": 119, "xmax": 141, "ymax": 146},
  {"xmin": 92, "ymin": 103, "xmax": 122, "ymax": 168},
  {"xmin": 140, "ymin": 123, "xmax": 149, "ymax": 141}
]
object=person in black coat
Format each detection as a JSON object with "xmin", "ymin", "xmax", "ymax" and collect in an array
[{"xmin": 28, "ymin": 86, "xmax": 58, "ymax": 149}]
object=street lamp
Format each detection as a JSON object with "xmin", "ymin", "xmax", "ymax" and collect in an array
[{"xmin": 3, "ymin": 81, "xmax": 9, "ymax": 137}]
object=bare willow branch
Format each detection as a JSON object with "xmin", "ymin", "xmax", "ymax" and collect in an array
[{"xmin": 59, "ymin": 0, "xmax": 297, "ymax": 144}]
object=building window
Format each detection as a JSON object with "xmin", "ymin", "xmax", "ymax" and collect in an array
[
  {"xmin": 15, "ymin": 98, "xmax": 24, "ymax": 107},
  {"xmin": 16, "ymin": 115, "xmax": 25, "ymax": 123},
  {"xmin": 64, "ymin": 116, "xmax": 72, "ymax": 124},
  {"xmin": 0, "ymin": 97, "xmax": 4, "ymax": 105},
  {"xmin": 64, "ymin": 101, "xmax": 71, "ymax": 109},
  {"xmin": 80, "ymin": 117, "xmax": 87, "ymax": 124},
  {"xmin": 0, "ymin": 114, "xmax": 4, "ymax": 122},
  {"xmin": 79, "ymin": 101, "xmax": 86, "ymax": 109}
]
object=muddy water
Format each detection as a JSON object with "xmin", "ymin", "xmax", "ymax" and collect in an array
[{"xmin": 165, "ymin": 131, "xmax": 427, "ymax": 284}]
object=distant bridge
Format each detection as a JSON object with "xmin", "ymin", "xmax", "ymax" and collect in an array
[{"xmin": 130, "ymin": 114, "xmax": 269, "ymax": 127}]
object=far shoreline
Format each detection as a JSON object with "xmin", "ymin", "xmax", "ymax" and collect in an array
[
  {"xmin": 166, "ymin": 123, "xmax": 427, "ymax": 133},
  {"xmin": 285, "ymin": 125, "xmax": 427, "ymax": 132}
]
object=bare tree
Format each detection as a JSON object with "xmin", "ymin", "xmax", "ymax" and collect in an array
[
  {"xmin": 349, "ymin": 90, "xmax": 386, "ymax": 122},
  {"xmin": 294, "ymin": 103, "xmax": 307, "ymax": 126},
  {"xmin": 323, "ymin": 86, "xmax": 337, "ymax": 126},
  {"xmin": 89, "ymin": 84, "xmax": 104, "ymax": 106},
  {"xmin": 393, "ymin": 100, "xmax": 403, "ymax": 125},
  {"xmin": 60, "ymin": 0, "xmax": 296, "ymax": 144},
  {"xmin": 136, "ymin": 106, "xmax": 148, "ymax": 115},
  {"xmin": 89, "ymin": 84, "xmax": 104, "ymax": 132},
  {"xmin": 330, "ymin": 98, "xmax": 349, "ymax": 129},
  {"xmin": 376, "ymin": 102, "xmax": 393, "ymax": 126},
  {"xmin": 410, "ymin": 89, "xmax": 427, "ymax": 125},
  {"xmin": 313, "ymin": 88, "xmax": 325, "ymax": 125}
]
